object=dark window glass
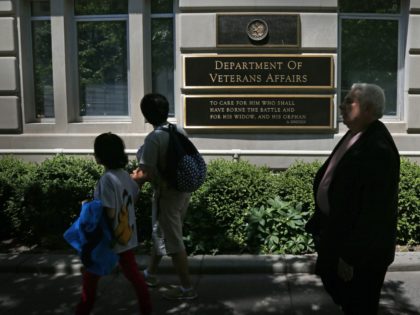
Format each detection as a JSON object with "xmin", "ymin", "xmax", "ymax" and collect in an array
[
  {"xmin": 339, "ymin": 0, "xmax": 400, "ymax": 14},
  {"xmin": 152, "ymin": 18, "xmax": 174, "ymax": 115},
  {"xmin": 152, "ymin": 0, "xmax": 173, "ymax": 14},
  {"xmin": 75, "ymin": 0, "xmax": 128, "ymax": 15},
  {"xmin": 341, "ymin": 19, "xmax": 398, "ymax": 115},
  {"xmin": 31, "ymin": 2, "xmax": 54, "ymax": 119},
  {"xmin": 77, "ymin": 21, "xmax": 128, "ymax": 116},
  {"xmin": 31, "ymin": 1, "xmax": 50, "ymax": 16}
]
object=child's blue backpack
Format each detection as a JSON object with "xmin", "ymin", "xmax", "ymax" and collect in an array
[
  {"xmin": 160, "ymin": 124, "xmax": 206, "ymax": 192},
  {"xmin": 63, "ymin": 199, "xmax": 119, "ymax": 275}
]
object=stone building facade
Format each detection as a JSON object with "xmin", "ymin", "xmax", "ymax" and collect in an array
[{"xmin": 0, "ymin": 0, "xmax": 419, "ymax": 168}]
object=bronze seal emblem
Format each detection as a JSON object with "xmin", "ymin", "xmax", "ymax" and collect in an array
[{"xmin": 246, "ymin": 19, "xmax": 269, "ymax": 41}]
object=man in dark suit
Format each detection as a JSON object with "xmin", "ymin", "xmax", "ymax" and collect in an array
[{"xmin": 306, "ymin": 83, "xmax": 400, "ymax": 314}]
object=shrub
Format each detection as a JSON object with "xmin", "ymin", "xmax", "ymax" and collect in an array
[
  {"xmin": 397, "ymin": 158, "xmax": 420, "ymax": 245},
  {"xmin": 0, "ymin": 176, "xmax": 11, "ymax": 237},
  {"xmin": 185, "ymin": 159, "xmax": 281, "ymax": 254},
  {"xmin": 0, "ymin": 156, "xmax": 36, "ymax": 240},
  {"xmin": 1, "ymin": 154, "xmax": 419, "ymax": 254},
  {"xmin": 125, "ymin": 158, "xmax": 153, "ymax": 244},
  {"xmin": 277, "ymin": 160, "xmax": 322, "ymax": 215},
  {"xmin": 22, "ymin": 154, "xmax": 103, "ymax": 247},
  {"xmin": 135, "ymin": 181, "xmax": 153, "ymax": 243},
  {"xmin": 247, "ymin": 196, "xmax": 314, "ymax": 254}
]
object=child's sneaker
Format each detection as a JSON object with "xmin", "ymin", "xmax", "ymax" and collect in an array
[
  {"xmin": 162, "ymin": 286, "xmax": 198, "ymax": 300},
  {"xmin": 143, "ymin": 270, "xmax": 159, "ymax": 287}
]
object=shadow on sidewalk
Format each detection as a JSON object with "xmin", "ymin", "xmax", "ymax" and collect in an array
[
  {"xmin": 379, "ymin": 280, "xmax": 420, "ymax": 315},
  {"xmin": 0, "ymin": 272, "xmax": 419, "ymax": 315}
]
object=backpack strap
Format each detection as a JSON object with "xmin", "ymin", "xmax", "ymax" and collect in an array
[
  {"xmin": 154, "ymin": 123, "xmax": 175, "ymax": 185},
  {"xmin": 157, "ymin": 123, "xmax": 176, "ymax": 134}
]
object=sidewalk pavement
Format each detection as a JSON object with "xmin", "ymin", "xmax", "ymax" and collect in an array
[
  {"xmin": 1, "ymin": 252, "xmax": 420, "ymax": 314},
  {"xmin": 1, "ymin": 251, "xmax": 420, "ymax": 275}
]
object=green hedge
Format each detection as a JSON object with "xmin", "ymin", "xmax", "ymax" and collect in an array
[
  {"xmin": 0, "ymin": 155, "xmax": 103, "ymax": 248},
  {"xmin": 0, "ymin": 155, "xmax": 419, "ymax": 254},
  {"xmin": 0, "ymin": 156, "xmax": 36, "ymax": 240},
  {"xmin": 397, "ymin": 158, "xmax": 420, "ymax": 246},
  {"xmin": 186, "ymin": 159, "xmax": 282, "ymax": 254}
]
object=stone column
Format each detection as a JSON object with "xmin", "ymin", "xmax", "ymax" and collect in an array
[{"xmin": 0, "ymin": 0, "xmax": 20, "ymax": 133}]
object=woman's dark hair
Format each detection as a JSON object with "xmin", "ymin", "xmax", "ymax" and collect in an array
[
  {"xmin": 140, "ymin": 93, "xmax": 169, "ymax": 126},
  {"xmin": 94, "ymin": 132, "xmax": 128, "ymax": 169}
]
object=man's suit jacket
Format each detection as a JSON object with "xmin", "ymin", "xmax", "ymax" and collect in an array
[{"xmin": 306, "ymin": 120, "xmax": 400, "ymax": 271}]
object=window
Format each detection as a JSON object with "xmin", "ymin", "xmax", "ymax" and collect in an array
[
  {"xmin": 75, "ymin": 0, "xmax": 129, "ymax": 117},
  {"xmin": 26, "ymin": 0, "xmax": 178, "ymax": 124},
  {"xmin": 151, "ymin": 0, "xmax": 175, "ymax": 116},
  {"xmin": 31, "ymin": 0, "xmax": 54, "ymax": 119},
  {"xmin": 339, "ymin": 0, "xmax": 404, "ymax": 116}
]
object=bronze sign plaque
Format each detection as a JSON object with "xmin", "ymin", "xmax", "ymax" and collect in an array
[
  {"xmin": 217, "ymin": 14, "xmax": 300, "ymax": 47},
  {"xmin": 183, "ymin": 54, "xmax": 334, "ymax": 89},
  {"xmin": 184, "ymin": 95, "xmax": 334, "ymax": 130}
]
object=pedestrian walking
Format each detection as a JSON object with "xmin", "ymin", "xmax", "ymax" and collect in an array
[
  {"xmin": 131, "ymin": 93, "xmax": 197, "ymax": 300},
  {"xmin": 306, "ymin": 83, "xmax": 400, "ymax": 314},
  {"xmin": 75, "ymin": 132, "xmax": 152, "ymax": 315}
]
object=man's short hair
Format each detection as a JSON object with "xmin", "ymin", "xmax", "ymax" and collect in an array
[
  {"xmin": 351, "ymin": 83, "xmax": 385, "ymax": 119},
  {"xmin": 140, "ymin": 93, "xmax": 169, "ymax": 126}
]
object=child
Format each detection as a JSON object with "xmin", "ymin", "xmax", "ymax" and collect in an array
[{"xmin": 75, "ymin": 132, "xmax": 152, "ymax": 315}]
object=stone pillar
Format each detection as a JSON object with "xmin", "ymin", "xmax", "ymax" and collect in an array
[
  {"xmin": 0, "ymin": 0, "xmax": 20, "ymax": 133},
  {"xmin": 407, "ymin": 1, "xmax": 420, "ymax": 132}
]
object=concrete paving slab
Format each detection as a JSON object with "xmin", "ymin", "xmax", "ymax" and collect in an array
[
  {"xmin": 0, "ymin": 253, "xmax": 37, "ymax": 273},
  {"xmin": 284, "ymin": 255, "xmax": 317, "ymax": 274},
  {"xmin": 1, "ymin": 252, "xmax": 420, "ymax": 276},
  {"xmin": 0, "ymin": 273, "xmax": 80, "ymax": 315},
  {"xmin": 201, "ymin": 255, "xmax": 287, "ymax": 274},
  {"xmin": 286, "ymin": 273, "xmax": 341, "ymax": 315},
  {"xmin": 137, "ymin": 255, "xmax": 205, "ymax": 274},
  {"xmin": 380, "ymin": 271, "xmax": 420, "ymax": 315},
  {"xmin": 19, "ymin": 254, "xmax": 82, "ymax": 275},
  {"xmin": 389, "ymin": 252, "xmax": 420, "ymax": 272},
  {"xmin": 1, "ymin": 271, "xmax": 420, "ymax": 315},
  {"xmin": 193, "ymin": 273, "xmax": 292, "ymax": 315},
  {"xmin": 287, "ymin": 272, "xmax": 420, "ymax": 315}
]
